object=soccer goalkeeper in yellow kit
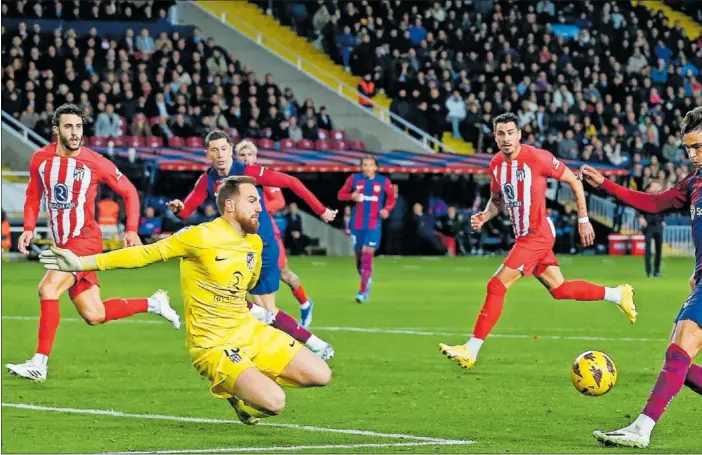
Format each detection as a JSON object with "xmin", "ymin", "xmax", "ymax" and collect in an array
[{"xmin": 39, "ymin": 176, "xmax": 332, "ymax": 425}]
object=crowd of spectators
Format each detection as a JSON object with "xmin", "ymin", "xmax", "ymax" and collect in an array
[
  {"xmin": 268, "ymin": 0, "xmax": 700, "ymax": 181},
  {"xmin": 2, "ymin": 1, "xmax": 341, "ymax": 150},
  {"xmin": 2, "ymin": 0, "xmax": 175, "ymax": 22}
]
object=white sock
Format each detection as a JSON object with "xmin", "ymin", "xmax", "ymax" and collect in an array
[
  {"xmin": 464, "ymin": 337, "xmax": 484, "ymax": 359},
  {"xmin": 147, "ymin": 296, "xmax": 160, "ymax": 313},
  {"xmin": 604, "ymin": 286, "xmax": 622, "ymax": 304},
  {"xmin": 300, "ymin": 301, "xmax": 311, "ymax": 310},
  {"xmin": 31, "ymin": 353, "xmax": 48, "ymax": 367},
  {"xmin": 632, "ymin": 414, "xmax": 655, "ymax": 436},
  {"xmin": 305, "ymin": 334, "xmax": 326, "ymax": 351}
]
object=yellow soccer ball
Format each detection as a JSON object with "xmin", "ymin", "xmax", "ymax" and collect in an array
[{"xmin": 570, "ymin": 350, "xmax": 617, "ymax": 396}]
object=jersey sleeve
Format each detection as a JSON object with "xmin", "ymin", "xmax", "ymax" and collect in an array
[
  {"xmin": 94, "ymin": 225, "xmax": 201, "ymax": 271},
  {"xmin": 178, "ymin": 173, "xmax": 209, "ymax": 219},
  {"xmin": 600, "ymin": 172, "xmax": 690, "ymax": 213},
  {"xmin": 247, "ymin": 235, "xmax": 264, "ymax": 291},
  {"xmin": 262, "ymin": 187, "xmax": 286, "ymax": 214},
  {"xmin": 535, "ymin": 149, "xmax": 566, "ymax": 180},
  {"xmin": 338, "ymin": 175, "xmax": 355, "ymax": 201},
  {"xmin": 23, "ymin": 153, "xmax": 44, "ymax": 231},
  {"xmin": 244, "ymin": 165, "xmax": 327, "ymax": 216},
  {"xmin": 96, "ymin": 156, "xmax": 140, "ymax": 232},
  {"xmin": 382, "ymin": 177, "xmax": 396, "ymax": 212}
]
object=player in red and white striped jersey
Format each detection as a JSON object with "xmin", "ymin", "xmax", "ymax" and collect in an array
[
  {"xmin": 439, "ymin": 113, "xmax": 638, "ymax": 370},
  {"xmin": 6, "ymin": 104, "xmax": 180, "ymax": 383}
]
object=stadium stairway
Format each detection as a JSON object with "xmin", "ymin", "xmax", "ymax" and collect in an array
[
  {"xmin": 635, "ymin": 0, "xmax": 702, "ymax": 39},
  {"xmin": 193, "ymin": 1, "xmax": 474, "ymax": 155}
]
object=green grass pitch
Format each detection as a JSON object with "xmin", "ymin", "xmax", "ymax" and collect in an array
[{"xmin": 1, "ymin": 255, "xmax": 700, "ymax": 453}]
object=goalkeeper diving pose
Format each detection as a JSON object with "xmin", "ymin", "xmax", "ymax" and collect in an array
[{"xmin": 39, "ymin": 176, "xmax": 331, "ymax": 425}]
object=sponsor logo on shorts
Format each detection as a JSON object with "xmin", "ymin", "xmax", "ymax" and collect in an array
[{"xmin": 224, "ymin": 348, "xmax": 242, "ymax": 363}]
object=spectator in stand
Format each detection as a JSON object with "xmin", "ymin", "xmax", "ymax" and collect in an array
[
  {"xmin": 317, "ymin": 106, "xmax": 333, "ymax": 130},
  {"xmin": 130, "ymin": 113, "xmax": 153, "ymax": 138},
  {"xmin": 358, "ymin": 73, "xmax": 376, "ymax": 110},
  {"xmin": 171, "ymin": 113, "xmax": 193, "ymax": 138},
  {"xmin": 288, "ymin": 116, "xmax": 303, "ymax": 141},
  {"xmin": 445, "ymin": 91, "xmax": 466, "ymax": 139},
  {"xmin": 301, "ymin": 116, "xmax": 318, "ymax": 141},
  {"xmin": 95, "ymin": 103, "xmax": 121, "ymax": 138}
]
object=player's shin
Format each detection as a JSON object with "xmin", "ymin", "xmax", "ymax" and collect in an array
[
  {"xmin": 355, "ymin": 251, "xmax": 362, "ymax": 275},
  {"xmin": 636, "ymin": 343, "xmax": 692, "ymax": 434},
  {"xmin": 291, "ymin": 285, "xmax": 311, "ymax": 308},
  {"xmin": 103, "ymin": 298, "xmax": 148, "ymax": 322},
  {"xmin": 272, "ymin": 310, "xmax": 312, "ymax": 343},
  {"xmin": 549, "ymin": 281, "xmax": 606, "ymax": 301},
  {"xmin": 684, "ymin": 364, "xmax": 702, "ymax": 395},
  {"xmin": 360, "ymin": 251, "xmax": 373, "ymax": 293},
  {"xmin": 469, "ymin": 277, "xmax": 507, "ymax": 358},
  {"xmin": 36, "ymin": 299, "xmax": 60, "ymax": 363}
]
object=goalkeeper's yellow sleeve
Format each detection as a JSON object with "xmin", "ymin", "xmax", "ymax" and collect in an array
[{"xmin": 81, "ymin": 228, "xmax": 199, "ymax": 271}]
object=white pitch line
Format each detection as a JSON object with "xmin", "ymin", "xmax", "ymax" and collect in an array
[
  {"xmin": 1, "ymin": 316, "xmax": 667, "ymax": 342},
  {"xmin": 116, "ymin": 441, "xmax": 470, "ymax": 454},
  {"xmin": 1, "ymin": 403, "xmax": 472, "ymax": 445}
]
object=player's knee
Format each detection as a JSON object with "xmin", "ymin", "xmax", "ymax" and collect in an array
[
  {"xmin": 314, "ymin": 363, "xmax": 332, "ymax": 386},
  {"xmin": 486, "ymin": 277, "xmax": 507, "ymax": 296},
  {"xmin": 549, "ymin": 284, "xmax": 567, "ymax": 300},
  {"xmin": 262, "ymin": 389, "xmax": 286, "ymax": 415},
  {"xmin": 37, "ymin": 282, "xmax": 61, "ymax": 300},
  {"xmin": 79, "ymin": 308, "xmax": 105, "ymax": 325}
]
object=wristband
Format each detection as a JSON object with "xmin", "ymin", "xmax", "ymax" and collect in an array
[{"xmin": 578, "ymin": 217, "xmax": 590, "ymax": 224}]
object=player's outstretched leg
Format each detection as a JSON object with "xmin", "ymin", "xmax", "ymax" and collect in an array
[
  {"xmin": 281, "ymin": 267, "xmax": 314, "ymax": 328},
  {"xmin": 535, "ymin": 265, "xmax": 637, "ymax": 323},
  {"xmin": 439, "ymin": 266, "xmax": 521, "ymax": 370},
  {"xmin": 593, "ymin": 319, "xmax": 702, "ymax": 448},
  {"xmin": 72, "ymin": 286, "xmax": 181, "ymax": 329},
  {"xmin": 248, "ymin": 299, "xmax": 334, "ymax": 361}
]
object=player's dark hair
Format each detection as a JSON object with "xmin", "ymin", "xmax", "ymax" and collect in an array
[
  {"xmin": 361, "ymin": 156, "xmax": 378, "ymax": 166},
  {"xmin": 492, "ymin": 113, "xmax": 520, "ymax": 131},
  {"xmin": 216, "ymin": 175, "xmax": 257, "ymax": 215},
  {"xmin": 52, "ymin": 103, "xmax": 85, "ymax": 127},
  {"xmin": 681, "ymin": 106, "xmax": 702, "ymax": 136},
  {"xmin": 205, "ymin": 129, "xmax": 232, "ymax": 149}
]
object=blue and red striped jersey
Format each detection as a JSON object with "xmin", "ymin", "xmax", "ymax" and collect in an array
[{"xmin": 338, "ymin": 173, "xmax": 396, "ymax": 230}]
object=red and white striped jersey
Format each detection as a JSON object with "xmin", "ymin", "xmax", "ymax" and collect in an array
[
  {"xmin": 24, "ymin": 143, "xmax": 140, "ymax": 254},
  {"xmin": 489, "ymin": 144, "xmax": 566, "ymax": 239}
]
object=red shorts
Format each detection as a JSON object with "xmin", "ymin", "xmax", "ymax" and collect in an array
[
  {"xmin": 276, "ymin": 235, "xmax": 287, "ymax": 269},
  {"xmin": 61, "ymin": 237, "xmax": 103, "ymax": 300},
  {"xmin": 503, "ymin": 234, "xmax": 558, "ymax": 277}
]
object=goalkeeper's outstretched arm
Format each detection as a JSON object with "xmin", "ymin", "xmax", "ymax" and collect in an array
[{"xmin": 40, "ymin": 234, "xmax": 195, "ymax": 272}]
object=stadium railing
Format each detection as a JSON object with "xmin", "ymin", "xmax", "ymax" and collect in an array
[
  {"xmin": 2, "ymin": 111, "xmax": 49, "ymax": 150},
  {"xmin": 193, "ymin": 1, "xmax": 458, "ymax": 156}
]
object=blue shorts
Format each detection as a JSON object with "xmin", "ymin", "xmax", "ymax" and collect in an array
[
  {"xmin": 350, "ymin": 227, "xmax": 382, "ymax": 252},
  {"xmin": 674, "ymin": 283, "xmax": 702, "ymax": 329},
  {"xmin": 250, "ymin": 238, "xmax": 281, "ymax": 295}
]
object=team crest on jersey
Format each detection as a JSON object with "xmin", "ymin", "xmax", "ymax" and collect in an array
[
  {"xmin": 224, "ymin": 348, "xmax": 242, "ymax": 363},
  {"xmin": 516, "ymin": 169, "xmax": 526, "ymax": 182},
  {"xmin": 246, "ymin": 252, "xmax": 255, "ymax": 271},
  {"xmin": 503, "ymin": 183, "xmax": 516, "ymax": 200},
  {"xmin": 374, "ymin": 183, "xmax": 381, "ymax": 192},
  {"xmin": 73, "ymin": 167, "xmax": 85, "ymax": 181}
]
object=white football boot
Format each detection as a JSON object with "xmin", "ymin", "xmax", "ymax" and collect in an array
[
  {"xmin": 7, "ymin": 358, "xmax": 48, "ymax": 382},
  {"xmin": 148, "ymin": 289, "xmax": 181, "ymax": 329},
  {"xmin": 593, "ymin": 425, "xmax": 651, "ymax": 448}
]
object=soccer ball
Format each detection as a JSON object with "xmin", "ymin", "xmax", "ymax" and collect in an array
[{"xmin": 570, "ymin": 350, "xmax": 617, "ymax": 396}]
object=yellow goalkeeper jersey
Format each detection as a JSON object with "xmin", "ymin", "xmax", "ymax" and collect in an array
[{"xmin": 93, "ymin": 218, "xmax": 263, "ymax": 349}]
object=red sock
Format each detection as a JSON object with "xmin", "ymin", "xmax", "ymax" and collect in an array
[
  {"xmin": 103, "ymin": 298, "xmax": 148, "ymax": 322},
  {"xmin": 272, "ymin": 310, "xmax": 312, "ymax": 343},
  {"xmin": 549, "ymin": 280, "xmax": 605, "ymax": 301},
  {"xmin": 37, "ymin": 299, "xmax": 60, "ymax": 356},
  {"xmin": 473, "ymin": 277, "xmax": 507, "ymax": 340},
  {"xmin": 291, "ymin": 285, "xmax": 309, "ymax": 305},
  {"xmin": 642, "ymin": 344, "xmax": 691, "ymax": 422}
]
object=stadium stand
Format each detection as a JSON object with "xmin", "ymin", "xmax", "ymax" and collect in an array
[{"xmin": 256, "ymin": 0, "xmax": 700, "ymax": 182}]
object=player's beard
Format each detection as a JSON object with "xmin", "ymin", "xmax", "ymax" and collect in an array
[
  {"xmin": 236, "ymin": 213, "xmax": 260, "ymax": 234},
  {"xmin": 59, "ymin": 132, "xmax": 82, "ymax": 152}
]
